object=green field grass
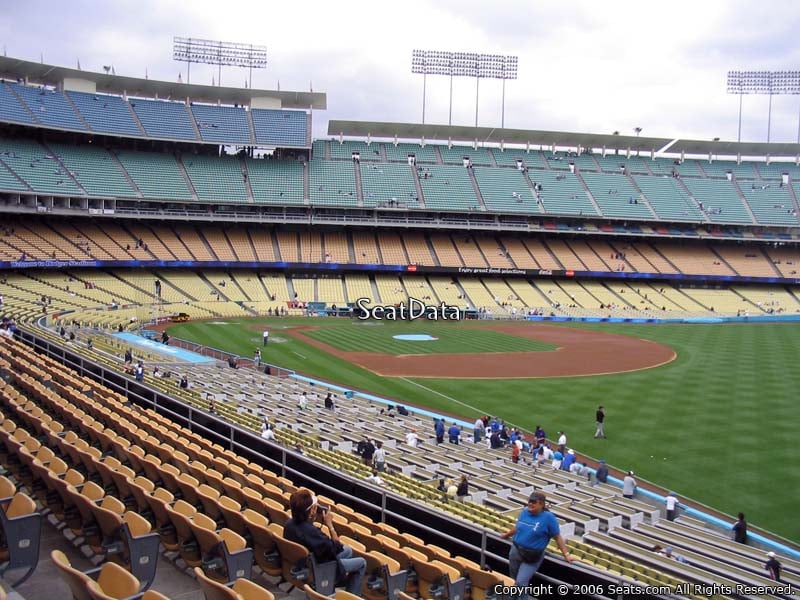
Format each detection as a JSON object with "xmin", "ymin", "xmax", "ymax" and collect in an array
[{"xmin": 167, "ymin": 318, "xmax": 800, "ymax": 543}]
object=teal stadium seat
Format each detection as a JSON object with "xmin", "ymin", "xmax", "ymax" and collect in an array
[
  {"xmin": 309, "ymin": 160, "xmax": 358, "ymax": 207},
  {"xmin": 246, "ymin": 158, "xmax": 305, "ymax": 205},
  {"xmin": 252, "ymin": 109, "xmax": 308, "ymax": 147},
  {"xmin": 0, "ymin": 137, "xmax": 83, "ymax": 195},
  {"xmin": 183, "ymin": 154, "xmax": 248, "ymax": 202},
  {"xmin": 0, "ymin": 83, "xmax": 38, "ymax": 126},
  {"xmin": 10, "ymin": 82, "xmax": 86, "ymax": 131},
  {"xmin": 418, "ymin": 165, "xmax": 480, "ymax": 211},
  {"xmin": 682, "ymin": 178, "xmax": 753, "ymax": 224},
  {"xmin": 360, "ymin": 162, "xmax": 419, "ymax": 208},
  {"xmin": 191, "ymin": 104, "xmax": 252, "ymax": 145},
  {"xmin": 115, "ymin": 150, "xmax": 193, "ymax": 201},
  {"xmin": 473, "ymin": 167, "xmax": 539, "ymax": 214},
  {"xmin": 579, "ymin": 172, "xmax": 653, "ymax": 219},
  {"xmin": 384, "ymin": 143, "xmax": 438, "ymax": 164},
  {"xmin": 67, "ymin": 90, "xmax": 142, "ymax": 136},
  {"xmin": 46, "ymin": 142, "xmax": 136, "ymax": 198},
  {"xmin": 330, "ymin": 140, "xmax": 381, "ymax": 161},
  {"xmin": 633, "ymin": 174, "xmax": 705, "ymax": 222},
  {"xmin": 131, "ymin": 97, "xmax": 199, "ymax": 141}
]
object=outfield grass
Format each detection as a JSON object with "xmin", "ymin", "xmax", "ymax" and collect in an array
[{"xmin": 167, "ymin": 318, "xmax": 800, "ymax": 543}]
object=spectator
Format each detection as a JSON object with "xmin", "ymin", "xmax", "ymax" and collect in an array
[
  {"xmin": 254, "ymin": 348, "xmax": 261, "ymax": 366},
  {"xmin": 551, "ymin": 450, "xmax": 563, "ymax": 470},
  {"xmin": 360, "ymin": 437, "xmax": 375, "ymax": 466},
  {"xmin": 665, "ymin": 491, "xmax": 679, "ymax": 521},
  {"xmin": 284, "ymin": 489, "xmax": 366, "ymax": 595},
  {"xmin": 561, "ymin": 449, "xmax": 576, "ymax": 472},
  {"xmin": 434, "ymin": 418, "xmax": 445, "ymax": 444},
  {"xmin": 473, "ymin": 416, "xmax": 484, "ymax": 443},
  {"xmin": 179, "ymin": 375, "xmax": 189, "ymax": 389},
  {"xmin": 405, "ymin": 429, "xmax": 418, "ymax": 448},
  {"xmin": 261, "ymin": 419, "xmax": 275, "ymax": 441},
  {"xmin": 595, "ymin": 460, "xmax": 609, "ymax": 484},
  {"xmin": 501, "ymin": 492, "xmax": 572, "ymax": 590},
  {"xmin": 732, "ymin": 513, "xmax": 747, "ymax": 544},
  {"xmin": 367, "ymin": 469, "xmax": 385, "ymax": 486},
  {"xmin": 765, "ymin": 552, "xmax": 782, "ymax": 581},
  {"xmin": 324, "ymin": 392, "xmax": 335, "ymax": 410},
  {"xmin": 511, "ymin": 442, "xmax": 521, "ymax": 464},
  {"xmin": 448, "ymin": 422, "xmax": 461, "ymax": 444},
  {"xmin": 456, "ymin": 475, "xmax": 469, "ymax": 502},
  {"xmin": 436, "ymin": 478, "xmax": 448, "ymax": 499},
  {"xmin": 373, "ymin": 441, "xmax": 386, "ymax": 472},
  {"xmin": 557, "ymin": 431, "xmax": 567, "ymax": 453},
  {"xmin": 622, "ymin": 471, "xmax": 637, "ymax": 499}
]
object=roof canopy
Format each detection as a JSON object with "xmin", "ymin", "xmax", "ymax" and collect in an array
[
  {"xmin": 328, "ymin": 120, "xmax": 800, "ymax": 158},
  {"xmin": 0, "ymin": 56, "xmax": 326, "ymax": 110}
]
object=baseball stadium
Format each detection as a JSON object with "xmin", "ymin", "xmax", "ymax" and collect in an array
[{"xmin": 0, "ymin": 36, "xmax": 798, "ymax": 600}]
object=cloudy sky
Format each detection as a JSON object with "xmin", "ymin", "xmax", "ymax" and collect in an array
[{"xmin": 3, "ymin": 0, "xmax": 800, "ymax": 144}]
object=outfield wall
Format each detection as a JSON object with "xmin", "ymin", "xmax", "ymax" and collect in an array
[{"xmin": 525, "ymin": 314, "xmax": 800, "ymax": 324}]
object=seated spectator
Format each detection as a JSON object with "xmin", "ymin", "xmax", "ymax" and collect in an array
[
  {"xmin": 366, "ymin": 469, "xmax": 385, "ymax": 486},
  {"xmin": 284, "ymin": 489, "xmax": 366, "ymax": 595},
  {"xmin": 405, "ymin": 429, "xmax": 418, "ymax": 447},
  {"xmin": 261, "ymin": 419, "xmax": 275, "ymax": 441}
]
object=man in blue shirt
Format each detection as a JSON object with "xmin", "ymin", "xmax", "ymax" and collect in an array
[
  {"xmin": 448, "ymin": 422, "xmax": 461, "ymax": 444},
  {"xmin": 501, "ymin": 492, "xmax": 572, "ymax": 592},
  {"xmin": 434, "ymin": 418, "xmax": 445, "ymax": 444}
]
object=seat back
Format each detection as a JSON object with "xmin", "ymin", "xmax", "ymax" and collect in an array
[
  {"xmin": 92, "ymin": 561, "xmax": 141, "ymax": 599},
  {"xmin": 5, "ymin": 490, "xmax": 35, "ymax": 518},
  {"xmin": 141, "ymin": 591, "xmax": 171, "ymax": 600},
  {"xmin": 51, "ymin": 549, "xmax": 91, "ymax": 600},
  {"xmin": 272, "ymin": 531, "xmax": 311, "ymax": 588},
  {"xmin": 192, "ymin": 566, "xmax": 237, "ymax": 600},
  {"xmin": 231, "ymin": 577, "xmax": 275, "ymax": 600}
]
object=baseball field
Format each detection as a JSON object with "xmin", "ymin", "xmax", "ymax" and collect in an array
[{"xmin": 166, "ymin": 317, "xmax": 800, "ymax": 544}]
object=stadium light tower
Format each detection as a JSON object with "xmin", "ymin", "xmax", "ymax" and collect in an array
[
  {"xmin": 173, "ymin": 37, "xmax": 267, "ymax": 87},
  {"xmin": 727, "ymin": 70, "xmax": 800, "ymax": 143},
  {"xmin": 412, "ymin": 50, "xmax": 518, "ymax": 127}
]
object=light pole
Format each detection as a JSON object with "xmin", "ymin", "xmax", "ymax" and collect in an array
[
  {"xmin": 174, "ymin": 37, "xmax": 267, "ymax": 87},
  {"xmin": 412, "ymin": 50, "xmax": 518, "ymax": 127},
  {"xmin": 727, "ymin": 70, "xmax": 800, "ymax": 142}
]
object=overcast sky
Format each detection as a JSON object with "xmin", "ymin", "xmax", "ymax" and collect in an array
[{"xmin": 3, "ymin": 0, "xmax": 800, "ymax": 144}]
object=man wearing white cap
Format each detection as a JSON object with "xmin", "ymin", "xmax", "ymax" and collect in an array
[{"xmin": 765, "ymin": 552, "xmax": 782, "ymax": 581}]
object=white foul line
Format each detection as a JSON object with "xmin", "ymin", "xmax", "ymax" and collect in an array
[
  {"xmin": 293, "ymin": 352, "xmax": 306, "ymax": 359},
  {"xmin": 399, "ymin": 377, "xmax": 482, "ymax": 414}
]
